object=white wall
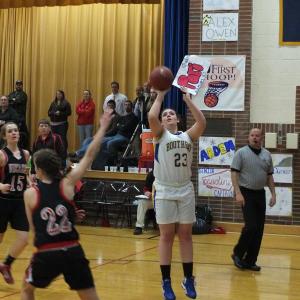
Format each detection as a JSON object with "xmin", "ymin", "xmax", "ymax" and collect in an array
[{"xmin": 250, "ymin": 0, "xmax": 300, "ymax": 124}]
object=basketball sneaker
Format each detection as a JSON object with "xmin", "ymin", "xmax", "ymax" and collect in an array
[
  {"xmin": 0, "ymin": 263, "xmax": 14, "ymax": 284},
  {"xmin": 181, "ymin": 276, "xmax": 197, "ymax": 299},
  {"xmin": 162, "ymin": 278, "xmax": 176, "ymax": 300}
]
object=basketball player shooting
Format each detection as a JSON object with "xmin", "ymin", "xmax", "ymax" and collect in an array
[{"xmin": 148, "ymin": 80, "xmax": 206, "ymax": 300}]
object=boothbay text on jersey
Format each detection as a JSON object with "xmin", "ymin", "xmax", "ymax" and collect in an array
[{"xmin": 166, "ymin": 140, "xmax": 192, "ymax": 152}]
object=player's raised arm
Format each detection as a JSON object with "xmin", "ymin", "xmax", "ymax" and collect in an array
[
  {"xmin": 148, "ymin": 90, "xmax": 168, "ymax": 138},
  {"xmin": 183, "ymin": 90, "xmax": 206, "ymax": 141},
  {"xmin": 66, "ymin": 110, "xmax": 113, "ymax": 185}
]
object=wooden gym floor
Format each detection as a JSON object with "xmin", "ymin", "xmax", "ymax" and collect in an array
[{"xmin": 0, "ymin": 226, "xmax": 300, "ymax": 299}]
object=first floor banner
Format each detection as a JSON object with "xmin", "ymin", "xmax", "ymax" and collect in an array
[{"xmin": 193, "ymin": 56, "xmax": 245, "ymax": 111}]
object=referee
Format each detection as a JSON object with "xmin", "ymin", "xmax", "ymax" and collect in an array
[{"xmin": 230, "ymin": 128, "xmax": 276, "ymax": 271}]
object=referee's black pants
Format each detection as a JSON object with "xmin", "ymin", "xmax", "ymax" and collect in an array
[{"xmin": 233, "ymin": 187, "xmax": 266, "ymax": 265}]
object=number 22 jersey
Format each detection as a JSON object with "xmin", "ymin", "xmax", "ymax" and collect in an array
[{"xmin": 154, "ymin": 129, "xmax": 193, "ymax": 187}]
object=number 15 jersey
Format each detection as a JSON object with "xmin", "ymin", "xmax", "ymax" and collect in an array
[
  {"xmin": 0, "ymin": 147, "xmax": 27, "ymax": 200},
  {"xmin": 154, "ymin": 130, "xmax": 193, "ymax": 187}
]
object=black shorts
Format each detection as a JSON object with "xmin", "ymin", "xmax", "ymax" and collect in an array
[
  {"xmin": 25, "ymin": 244, "xmax": 95, "ymax": 290},
  {"xmin": 0, "ymin": 198, "xmax": 29, "ymax": 233}
]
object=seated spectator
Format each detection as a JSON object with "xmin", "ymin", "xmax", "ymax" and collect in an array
[
  {"xmin": 76, "ymin": 89, "xmax": 95, "ymax": 147},
  {"xmin": 31, "ymin": 119, "xmax": 66, "ymax": 173},
  {"xmin": 103, "ymin": 81, "xmax": 127, "ymax": 116},
  {"xmin": 70, "ymin": 99, "xmax": 120, "ymax": 161},
  {"xmin": 92, "ymin": 100, "xmax": 138, "ymax": 169},
  {"xmin": 133, "ymin": 170, "xmax": 155, "ymax": 235}
]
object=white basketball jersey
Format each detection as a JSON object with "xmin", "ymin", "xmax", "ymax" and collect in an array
[{"xmin": 154, "ymin": 129, "xmax": 193, "ymax": 186}]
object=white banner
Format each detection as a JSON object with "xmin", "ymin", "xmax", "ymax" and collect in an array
[
  {"xmin": 172, "ymin": 55, "xmax": 211, "ymax": 95},
  {"xmin": 194, "ymin": 56, "xmax": 245, "ymax": 111},
  {"xmin": 271, "ymin": 154, "xmax": 293, "ymax": 183},
  {"xmin": 266, "ymin": 187, "xmax": 292, "ymax": 216},
  {"xmin": 202, "ymin": 13, "xmax": 239, "ymax": 42},
  {"xmin": 199, "ymin": 137, "xmax": 235, "ymax": 165},
  {"xmin": 198, "ymin": 168, "xmax": 233, "ymax": 197},
  {"xmin": 203, "ymin": 0, "xmax": 239, "ymax": 11}
]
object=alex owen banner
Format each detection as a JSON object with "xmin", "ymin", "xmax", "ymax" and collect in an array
[
  {"xmin": 199, "ymin": 137, "xmax": 235, "ymax": 165},
  {"xmin": 198, "ymin": 168, "xmax": 233, "ymax": 198},
  {"xmin": 203, "ymin": 0, "xmax": 239, "ymax": 11},
  {"xmin": 193, "ymin": 55, "xmax": 245, "ymax": 111},
  {"xmin": 202, "ymin": 13, "xmax": 239, "ymax": 42}
]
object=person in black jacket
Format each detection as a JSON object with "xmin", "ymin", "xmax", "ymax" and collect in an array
[
  {"xmin": 31, "ymin": 119, "xmax": 66, "ymax": 174},
  {"xmin": 7, "ymin": 80, "xmax": 28, "ymax": 124},
  {"xmin": 91, "ymin": 100, "xmax": 138, "ymax": 169},
  {"xmin": 48, "ymin": 90, "xmax": 71, "ymax": 153}
]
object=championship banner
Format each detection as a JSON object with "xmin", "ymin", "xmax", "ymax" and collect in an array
[
  {"xmin": 198, "ymin": 168, "xmax": 233, "ymax": 197},
  {"xmin": 193, "ymin": 56, "xmax": 245, "ymax": 111},
  {"xmin": 203, "ymin": 0, "xmax": 239, "ymax": 11},
  {"xmin": 266, "ymin": 187, "xmax": 292, "ymax": 216},
  {"xmin": 202, "ymin": 13, "xmax": 239, "ymax": 42},
  {"xmin": 172, "ymin": 55, "xmax": 211, "ymax": 95},
  {"xmin": 199, "ymin": 137, "xmax": 235, "ymax": 165},
  {"xmin": 271, "ymin": 154, "xmax": 293, "ymax": 184}
]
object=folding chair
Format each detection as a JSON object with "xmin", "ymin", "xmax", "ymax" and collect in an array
[{"xmin": 75, "ymin": 180, "xmax": 105, "ymax": 225}]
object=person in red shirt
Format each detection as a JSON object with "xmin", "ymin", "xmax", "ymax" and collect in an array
[{"xmin": 75, "ymin": 90, "xmax": 95, "ymax": 147}]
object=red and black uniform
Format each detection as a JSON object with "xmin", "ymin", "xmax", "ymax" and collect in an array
[
  {"xmin": 32, "ymin": 132, "xmax": 66, "ymax": 172},
  {"xmin": 0, "ymin": 147, "xmax": 29, "ymax": 233},
  {"xmin": 25, "ymin": 179, "xmax": 94, "ymax": 290}
]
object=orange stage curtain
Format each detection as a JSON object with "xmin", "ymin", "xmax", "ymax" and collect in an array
[
  {"xmin": 0, "ymin": 0, "xmax": 160, "ymax": 9},
  {"xmin": 0, "ymin": 3, "xmax": 163, "ymax": 150}
]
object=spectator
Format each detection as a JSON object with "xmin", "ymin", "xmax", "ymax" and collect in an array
[
  {"xmin": 0, "ymin": 96, "xmax": 19, "ymax": 128},
  {"xmin": 143, "ymin": 81, "xmax": 151, "ymax": 100},
  {"xmin": 48, "ymin": 90, "xmax": 71, "ymax": 153},
  {"xmin": 76, "ymin": 90, "xmax": 95, "ymax": 146},
  {"xmin": 92, "ymin": 100, "xmax": 138, "ymax": 169},
  {"xmin": 133, "ymin": 85, "xmax": 145, "ymax": 123},
  {"xmin": 7, "ymin": 80, "xmax": 30, "ymax": 149},
  {"xmin": 103, "ymin": 81, "xmax": 127, "ymax": 116},
  {"xmin": 31, "ymin": 119, "xmax": 66, "ymax": 173},
  {"xmin": 69, "ymin": 99, "xmax": 120, "ymax": 161},
  {"xmin": 0, "ymin": 96, "xmax": 19, "ymax": 148},
  {"xmin": 7, "ymin": 80, "xmax": 28, "ymax": 124},
  {"xmin": 133, "ymin": 170, "xmax": 155, "ymax": 235}
]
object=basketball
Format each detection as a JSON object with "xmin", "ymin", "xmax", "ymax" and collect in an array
[{"xmin": 149, "ymin": 66, "xmax": 174, "ymax": 91}]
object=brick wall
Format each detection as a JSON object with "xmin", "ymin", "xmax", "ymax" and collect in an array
[{"xmin": 189, "ymin": 0, "xmax": 300, "ymax": 225}]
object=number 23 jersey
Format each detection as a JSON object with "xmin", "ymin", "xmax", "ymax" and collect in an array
[{"xmin": 154, "ymin": 130, "xmax": 193, "ymax": 187}]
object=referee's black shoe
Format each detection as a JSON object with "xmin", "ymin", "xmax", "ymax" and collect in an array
[
  {"xmin": 244, "ymin": 263, "xmax": 261, "ymax": 271},
  {"xmin": 231, "ymin": 254, "xmax": 245, "ymax": 269}
]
